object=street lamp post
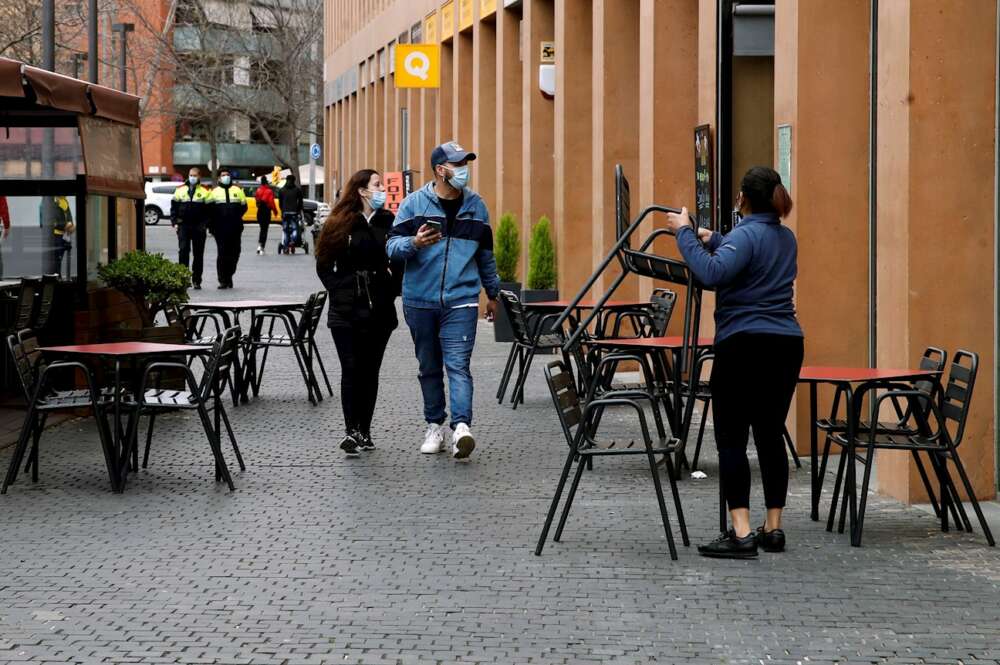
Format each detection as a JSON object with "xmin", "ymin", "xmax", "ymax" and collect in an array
[
  {"xmin": 88, "ymin": 0, "xmax": 99, "ymax": 83},
  {"xmin": 112, "ymin": 22, "xmax": 135, "ymax": 92},
  {"xmin": 72, "ymin": 52, "xmax": 88, "ymax": 80}
]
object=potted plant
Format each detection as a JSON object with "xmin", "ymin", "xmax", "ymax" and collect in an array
[
  {"xmin": 493, "ymin": 212, "xmax": 521, "ymax": 342},
  {"xmin": 97, "ymin": 250, "xmax": 191, "ymax": 342},
  {"xmin": 523, "ymin": 215, "xmax": 558, "ymax": 305}
]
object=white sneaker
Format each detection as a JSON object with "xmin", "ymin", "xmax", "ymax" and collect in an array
[
  {"xmin": 452, "ymin": 423, "xmax": 476, "ymax": 460},
  {"xmin": 420, "ymin": 423, "xmax": 445, "ymax": 454},
  {"xmin": 256, "ymin": 245, "xmax": 264, "ymax": 255}
]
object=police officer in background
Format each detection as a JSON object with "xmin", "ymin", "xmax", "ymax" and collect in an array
[
  {"xmin": 171, "ymin": 167, "xmax": 211, "ymax": 289},
  {"xmin": 209, "ymin": 168, "xmax": 248, "ymax": 289}
]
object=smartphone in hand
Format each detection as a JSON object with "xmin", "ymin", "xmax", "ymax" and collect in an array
[{"xmin": 423, "ymin": 220, "xmax": 442, "ymax": 234}]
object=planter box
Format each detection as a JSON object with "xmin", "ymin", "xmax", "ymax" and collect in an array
[{"xmin": 493, "ymin": 281, "xmax": 521, "ymax": 342}]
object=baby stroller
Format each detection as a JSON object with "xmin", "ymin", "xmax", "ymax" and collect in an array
[{"xmin": 278, "ymin": 212, "xmax": 309, "ymax": 254}]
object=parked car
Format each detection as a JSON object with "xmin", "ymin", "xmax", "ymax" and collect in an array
[
  {"xmin": 238, "ymin": 180, "xmax": 318, "ymax": 226},
  {"xmin": 143, "ymin": 181, "xmax": 178, "ymax": 226}
]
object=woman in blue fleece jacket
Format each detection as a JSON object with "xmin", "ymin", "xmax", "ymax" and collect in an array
[{"xmin": 667, "ymin": 166, "xmax": 804, "ymax": 560}]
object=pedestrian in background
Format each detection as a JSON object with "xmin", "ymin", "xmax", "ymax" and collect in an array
[
  {"xmin": 666, "ymin": 166, "xmax": 803, "ymax": 560},
  {"xmin": 255, "ymin": 175, "xmax": 278, "ymax": 255},
  {"xmin": 315, "ymin": 169, "xmax": 402, "ymax": 457},
  {"xmin": 208, "ymin": 169, "xmax": 247, "ymax": 289},
  {"xmin": 171, "ymin": 167, "xmax": 211, "ymax": 289},
  {"xmin": 387, "ymin": 141, "xmax": 500, "ymax": 460},
  {"xmin": 279, "ymin": 174, "xmax": 304, "ymax": 254}
]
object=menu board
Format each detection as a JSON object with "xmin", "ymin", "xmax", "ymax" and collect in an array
[
  {"xmin": 694, "ymin": 124, "xmax": 713, "ymax": 230},
  {"xmin": 77, "ymin": 115, "xmax": 144, "ymax": 199}
]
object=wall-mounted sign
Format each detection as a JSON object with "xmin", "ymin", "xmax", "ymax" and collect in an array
[
  {"xmin": 459, "ymin": 0, "xmax": 473, "ymax": 30},
  {"xmin": 694, "ymin": 124, "xmax": 714, "ymax": 230},
  {"xmin": 480, "ymin": 0, "xmax": 496, "ymax": 19},
  {"xmin": 440, "ymin": 1, "xmax": 454, "ymax": 40},
  {"xmin": 777, "ymin": 124, "xmax": 792, "ymax": 194},
  {"xmin": 394, "ymin": 44, "xmax": 441, "ymax": 88},
  {"xmin": 383, "ymin": 172, "xmax": 405, "ymax": 214},
  {"xmin": 540, "ymin": 41, "xmax": 555, "ymax": 64},
  {"xmin": 424, "ymin": 12, "xmax": 438, "ymax": 43}
]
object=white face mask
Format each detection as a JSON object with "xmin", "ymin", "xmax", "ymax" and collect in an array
[
  {"xmin": 443, "ymin": 164, "xmax": 469, "ymax": 190},
  {"xmin": 220, "ymin": 176, "xmax": 231, "ymax": 186},
  {"xmin": 188, "ymin": 176, "xmax": 198, "ymax": 185}
]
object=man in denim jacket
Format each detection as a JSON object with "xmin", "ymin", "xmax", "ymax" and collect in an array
[{"xmin": 387, "ymin": 141, "xmax": 500, "ymax": 460}]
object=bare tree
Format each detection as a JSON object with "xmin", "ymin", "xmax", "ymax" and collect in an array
[{"xmin": 0, "ymin": 0, "xmax": 117, "ymax": 76}]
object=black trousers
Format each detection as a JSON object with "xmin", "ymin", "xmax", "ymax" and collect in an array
[
  {"xmin": 710, "ymin": 332, "xmax": 804, "ymax": 511},
  {"xmin": 214, "ymin": 222, "xmax": 243, "ymax": 286},
  {"xmin": 257, "ymin": 210, "xmax": 270, "ymax": 247},
  {"xmin": 330, "ymin": 324, "xmax": 393, "ymax": 435},
  {"xmin": 177, "ymin": 223, "xmax": 206, "ymax": 285}
]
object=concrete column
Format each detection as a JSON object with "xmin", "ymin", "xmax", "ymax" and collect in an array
[
  {"xmin": 496, "ymin": 5, "xmax": 524, "ymax": 270},
  {"xmin": 473, "ymin": 12, "xmax": 498, "ymax": 212},
  {"xmin": 591, "ymin": 0, "xmax": 640, "ymax": 296},
  {"xmin": 374, "ymin": 64, "xmax": 385, "ymax": 172},
  {"xmin": 423, "ymin": 88, "xmax": 438, "ymax": 181},
  {"xmin": 389, "ymin": 70, "xmax": 401, "ymax": 171},
  {"xmin": 521, "ymin": 0, "xmax": 556, "ymax": 276},
  {"xmin": 637, "ymin": 0, "xmax": 698, "ymax": 303},
  {"xmin": 455, "ymin": 30, "xmax": 474, "ymax": 149},
  {"xmin": 439, "ymin": 38, "xmax": 455, "ymax": 146},
  {"xmin": 876, "ymin": 0, "xmax": 997, "ymax": 501},
  {"xmin": 554, "ymin": 0, "xmax": 592, "ymax": 297},
  {"xmin": 408, "ymin": 88, "xmax": 422, "ymax": 173}
]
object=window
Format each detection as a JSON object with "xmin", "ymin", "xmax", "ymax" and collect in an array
[
  {"xmin": 0, "ymin": 127, "xmax": 83, "ymax": 180},
  {"xmin": 0, "ymin": 195, "xmax": 79, "ymax": 280}
]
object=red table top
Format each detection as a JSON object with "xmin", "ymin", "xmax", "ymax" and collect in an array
[
  {"xmin": 526, "ymin": 300, "xmax": 651, "ymax": 309},
  {"xmin": 41, "ymin": 342, "xmax": 210, "ymax": 356},
  {"xmin": 593, "ymin": 336, "xmax": 714, "ymax": 349},
  {"xmin": 799, "ymin": 366, "xmax": 942, "ymax": 383},
  {"xmin": 193, "ymin": 300, "xmax": 304, "ymax": 310}
]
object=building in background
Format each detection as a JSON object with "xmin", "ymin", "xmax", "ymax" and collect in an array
[{"xmin": 324, "ymin": 0, "xmax": 1000, "ymax": 504}]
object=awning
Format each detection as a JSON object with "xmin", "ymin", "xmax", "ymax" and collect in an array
[
  {"xmin": 0, "ymin": 57, "xmax": 25, "ymax": 97},
  {"xmin": 22, "ymin": 65, "xmax": 91, "ymax": 115},
  {"xmin": 89, "ymin": 84, "xmax": 140, "ymax": 126}
]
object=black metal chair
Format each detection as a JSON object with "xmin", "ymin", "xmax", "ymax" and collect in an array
[
  {"xmin": 3, "ymin": 330, "xmax": 119, "ymax": 493},
  {"xmin": 32, "ymin": 274, "xmax": 59, "ymax": 333},
  {"xmin": 306, "ymin": 290, "xmax": 334, "ymax": 398},
  {"xmin": 534, "ymin": 360, "xmax": 688, "ymax": 560},
  {"xmin": 245, "ymin": 294, "xmax": 326, "ymax": 404},
  {"xmin": 829, "ymin": 350, "xmax": 994, "ymax": 547},
  {"xmin": 496, "ymin": 290, "xmax": 565, "ymax": 409},
  {"xmin": 134, "ymin": 326, "xmax": 243, "ymax": 491}
]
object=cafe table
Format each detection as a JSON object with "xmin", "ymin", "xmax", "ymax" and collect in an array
[
  {"xmin": 39, "ymin": 342, "xmax": 212, "ymax": 491},
  {"xmin": 190, "ymin": 300, "xmax": 307, "ymax": 403},
  {"xmin": 797, "ymin": 366, "xmax": 943, "ymax": 545}
]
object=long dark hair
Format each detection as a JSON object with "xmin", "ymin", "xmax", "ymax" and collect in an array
[
  {"xmin": 315, "ymin": 169, "xmax": 378, "ymax": 266},
  {"xmin": 740, "ymin": 166, "xmax": 793, "ymax": 218}
]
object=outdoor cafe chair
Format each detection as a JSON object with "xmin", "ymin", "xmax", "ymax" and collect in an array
[
  {"xmin": 496, "ymin": 289, "xmax": 565, "ymax": 409},
  {"xmin": 135, "ymin": 326, "xmax": 243, "ymax": 491},
  {"xmin": 32, "ymin": 274, "xmax": 59, "ymax": 333},
  {"xmin": 245, "ymin": 292, "xmax": 326, "ymax": 404},
  {"xmin": 306, "ymin": 290, "xmax": 334, "ymax": 398},
  {"xmin": 3, "ymin": 330, "xmax": 119, "ymax": 493},
  {"xmin": 818, "ymin": 347, "xmax": 948, "ymax": 531},
  {"xmin": 827, "ymin": 350, "xmax": 994, "ymax": 547},
  {"xmin": 601, "ymin": 288, "xmax": 677, "ymax": 340},
  {"xmin": 534, "ymin": 360, "xmax": 688, "ymax": 560}
]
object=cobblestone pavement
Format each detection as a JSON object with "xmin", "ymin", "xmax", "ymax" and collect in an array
[{"xmin": 1, "ymin": 226, "xmax": 999, "ymax": 665}]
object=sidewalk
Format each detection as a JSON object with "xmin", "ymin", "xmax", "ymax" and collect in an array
[{"xmin": 0, "ymin": 226, "xmax": 998, "ymax": 665}]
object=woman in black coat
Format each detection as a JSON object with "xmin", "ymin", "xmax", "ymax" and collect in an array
[{"xmin": 315, "ymin": 169, "xmax": 402, "ymax": 457}]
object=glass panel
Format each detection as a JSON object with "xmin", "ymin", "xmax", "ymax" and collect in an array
[
  {"xmin": 0, "ymin": 127, "xmax": 83, "ymax": 180},
  {"xmin": 86, "ymin": 195, "xmax": 108, "ymax": 280},
  {"xmin": 78, "ymin": 117, "xmax": 144, "ymax": 197},
  {"xmin": 116, "ymin": 198, "xmax": 137, "ymax": 257},
  {"xmin": 0, "ymin": 195, "xmax": 79, "ymax": 280}
]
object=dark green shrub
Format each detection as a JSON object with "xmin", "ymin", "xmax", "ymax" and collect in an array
[
  {"xmin": 527, "ymin": 215, "xmax": 556, "ymax": 290},
  {"xmin": 495, "ymin": 212, "xmax": 520, "ymax": 282},
  {"xmin": 97, "ymin": 251, "xmax": 191, "ymax": 327}
]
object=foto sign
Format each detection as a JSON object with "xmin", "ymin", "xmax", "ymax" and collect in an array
[{"xmin": 394, "ymin": 44, "xmax": 441, "ymax": 88}]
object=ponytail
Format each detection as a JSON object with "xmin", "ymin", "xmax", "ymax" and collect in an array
[
  {"xmin": 771, "ymin": 183, "xmax": 793, "ymax": 218},
  {"xmin": 739, "ymin": 166, "xmax": 794, "ymax": 218}
]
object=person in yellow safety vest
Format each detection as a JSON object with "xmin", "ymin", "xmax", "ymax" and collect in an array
[
  {"xmin": 171, "ymin": 167, "xmax": 212, "ymax": 289},
  {"xmin": 47, "ymin": 196, "xmax": 75, "ymax": 277},
  {"xmin": 207, "ymin": 168, "xmax": 248, "ymax": 289}
]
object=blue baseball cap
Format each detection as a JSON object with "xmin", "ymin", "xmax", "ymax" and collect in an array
[{"xmin": 430, "ymin": 141, "xmax": 477, "ymax": 168}]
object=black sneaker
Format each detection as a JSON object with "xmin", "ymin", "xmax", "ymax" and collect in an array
[
  {"xmin": 354, "ymin": 432, "xmax": 376, "ymax": 452},
  {"xmin": 697, "ymin": 530, "xmax": 759, "ymax": 559},
  {"xmin": 339, "ymin": 434, "xmax": 360, "ymax": 457},
  {"xmin": 755, "ymin": 526, "xmax": 786, "ymax": 553},
  {"xmin": 193, "ymin": 283, "xmax": 202, "ymax": 290}
]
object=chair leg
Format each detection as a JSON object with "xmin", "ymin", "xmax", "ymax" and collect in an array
[
  {"xmin": 290, "ymin": 342, "xmax": 317, "ymax": 404},
  {"xmin": 535, "ymin": 450, "xmax": 577, "ymax": 556},
  {"xmin": 648, "ymin": 447, "xmax": 679, "ymax": 560},
  {"xmin": 29, "ymin": 413, "xmax": 44, "ymax": 483},
  {"xmin": 661, "ymin": 452, "xmax": 689, "ymax": 547},
  {"xmin": 3, "ymin": 403, "xmax": 39, "ymax": 493},
  {"xmin": 142, "ymin": 413, "xmax": 157, "ymax": 469},
  {"xmin": 912, "ymin": 450, "xmax": 942, "ymax": 518},
  {"xmin": 827, "ymin": 448, "xmax": 848, "ymax": 533},
  {"xmin": 817, "ymin": 435, "xmax": 835, "ymax": 498},
  {"xmin": 195, "ymin": 401, "xmax": 234, "ymax": 491},
  {"xmin": 927, "ymin": 451, "xmax": 963, "ymax": 531},
  {"xmin": 497, "ymin": 344, "xmax": 519, "ymax": 403},
  {"xmin": 852, "ymin": 445, "xmax": 877, "ymax": 547},
  {"xmin": 300, "ymin": 340, "xmax": 324, "ymax": 403},
  {"xmin": 691, "ymin": 397, "xmax": 710, "ymax": 471},
  {"xmin": 310, "ymin": 337, "xmax": 334, "ymax": 397},
  {"xmin": 216, "ymin": 396, "xmax": 245, "ymax": 471},
  {"xmin": 512, "ymin": 347, "xmax": 538, "ymax": 409},
  {"xmin": 945, "ymin": 448, "xmax": 995, "ymax": 546},
  {"xmin": 553, "ymin": 455, "xmax": 588, "ymax": 542},
  {"xmin": 783, "ymin": 426, "xmax": 802, "ymax": 469}
]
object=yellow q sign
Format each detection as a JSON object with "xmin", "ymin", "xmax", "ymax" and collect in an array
[{"xmin": 394, "ymin": 44, "xmax": 441, "ymax": 88}]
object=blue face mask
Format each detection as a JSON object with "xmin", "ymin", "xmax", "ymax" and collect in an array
[
  {"xmin": 445, "ymin": 165, "xmax": 469, "ymax": 190},
  {"xmin": 220, "ymin": 176, "xmax": 231, "ymax": 187},
  {"xmin": 188, "ymin": 176, "xmax": 198, "ymax": 185},
  {"xmin": 370, "ymin": 190, "xmax": 386, "ymax": 210}
]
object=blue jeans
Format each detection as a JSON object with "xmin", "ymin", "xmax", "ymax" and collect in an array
[
  {"xmin": 281, "ymin": 213, "xmax": 301, "ymax": 248},
  {"xmin": 403, "ymin": 305, "xmax": 478, "ymax": 428}
]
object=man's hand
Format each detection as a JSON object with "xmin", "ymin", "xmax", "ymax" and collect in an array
[
  {"xmin": 665, "ymin": 207, "xmax": 691, "ymax": 234},
  {"xmin": 485, "ymin": 298, "xmax": 498, "ymax": 322},
  {"xmin": 413, "ymin": 224, "xmax": 442, "ymax": 249}
]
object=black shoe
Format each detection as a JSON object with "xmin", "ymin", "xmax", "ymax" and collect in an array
[
  {"xmin": 217, "ymin": 283, "xmax": 227, "ymax": 290},
  {"xmin": 755, "ymin": 526, "xmax": 786, "ymax": 552},
  {"xmin": 697, "ymin": 530, "xmax": 759, "ymax": 559},
  {"xmin": 339, "ymin": 434, "xmax": 360, "ymax": 457},
  {"xmin": 354, "ymin": 431, "xmax": 376, "ymax": 452},
  {"xmin": 193, "ymin": 283, "xmax": 202, "ymax": 290}
]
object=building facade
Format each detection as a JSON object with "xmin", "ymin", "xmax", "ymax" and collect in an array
[{"xmin": 323, "ymin": 0, "xmax": 1000, "ymax": 503}]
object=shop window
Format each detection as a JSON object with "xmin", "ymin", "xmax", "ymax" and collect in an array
[
  {"xmin": 0, "ymin": 127, "xmax": 83, "ymax": 180},
  {"xmin": 0, "ymin": 195, "xmax": 79, "ymax": 280}
]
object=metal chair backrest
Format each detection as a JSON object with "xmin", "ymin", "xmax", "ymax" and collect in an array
[
  {"xmin": 162, "ymin": 303, "xmax": 183, "ymax": 328},
  {"xmin": 615, "ymin": 164, "xmax": 631, "ymax": 244},
  {"xmin": 200, "ymin": 325, "xmax": 242, "ymax": 399},
  {"xmin": 545, "ymin": 360, "xmax": 583, "ymax": 449},
  {"xmin": 499, "ymin": 290, "xmax": 534, "ymax": 346},
  {"xmin": 939, "ymin": 349, "xmax": 977, "ymax": 447},
  {"xmin": 648, "ymin": 288, "xmax": 677, "ymax": 336},
  {"xmin": 13, "ymin": 277, "xmax": 41, "ymax": 331},
  {"xmin": 292, "ymin": 293, "xmax": 321, "ymax": 340},
  {"xmin": 309, "ymin": 291, "xmax": 328, "ymax": 335},
  {"xmin": 7, "ymin": 330, "xmax": 44, "ymax": 400},
  {"xmin": 558, "ymin": 315, "xmax": 594, "ymax": 394},
  {"xmin": 33, "ymin": 274, "xmax": 59, "ymax": 330}
]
